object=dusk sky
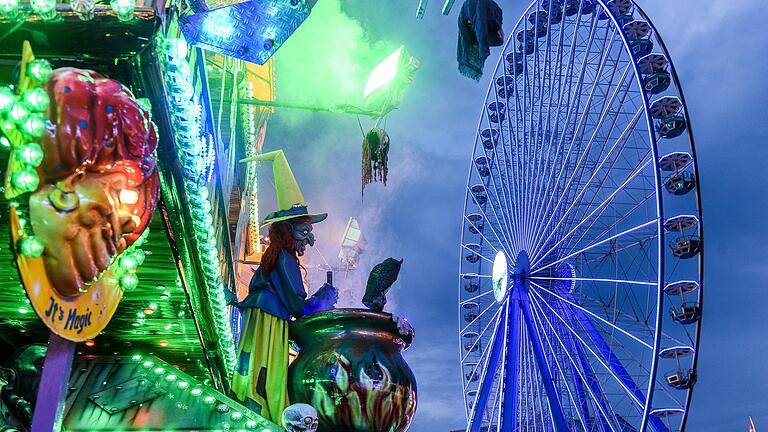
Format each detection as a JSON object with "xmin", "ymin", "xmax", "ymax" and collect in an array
[{"xmin": 252, "ymin": 1, "xmax": 768, "ymax": 430}]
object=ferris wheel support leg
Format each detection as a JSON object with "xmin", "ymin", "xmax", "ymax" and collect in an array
[
  {"xmin": 566, "ymin": 302, "xmax": 668, "ymax": 432},
  {"xmin": 567, "ymin": 331, "xmax": 613, "ymax": 432},
  {"xmin": 520, "ymin": 292, "xmax": 570, "ymax": 432},
  {"xmin": 500, "ymin": 298, "xmax": 521, "ymax": 430},
  {"xmin": 467, "ymin": 305, "xmax": 507, "ymax": 432}
]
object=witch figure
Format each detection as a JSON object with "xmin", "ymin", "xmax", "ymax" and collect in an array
[{"xmin": 231, "ymin": 150, "xmax": 337, "ymax": 423}]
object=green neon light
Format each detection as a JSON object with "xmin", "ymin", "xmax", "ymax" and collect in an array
[{"xmin": 162, "ymin": 38, "xmax": 237, "ymax": 375}]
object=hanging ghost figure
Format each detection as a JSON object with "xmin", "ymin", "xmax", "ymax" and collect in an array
[
  {"xmin": 281, "ymin": 403, "xmax": 318, "ymax": 432},
  {"xmin": 361, "ymin": 127, "xmax": 390, "ymax": 197}
]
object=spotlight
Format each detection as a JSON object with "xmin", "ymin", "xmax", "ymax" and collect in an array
[{"xmin": 363, "ymin": 46, "xmax": 420, "ymax": 116}]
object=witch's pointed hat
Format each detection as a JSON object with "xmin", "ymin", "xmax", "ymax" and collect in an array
[{"xmin": 240, "ymin": 149, "xmax": 327, "ymax": 227}]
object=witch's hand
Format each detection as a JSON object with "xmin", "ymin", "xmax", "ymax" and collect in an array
[{"xmin": 303, "ymin": 283, "xmax": 337, "ymax": 314}]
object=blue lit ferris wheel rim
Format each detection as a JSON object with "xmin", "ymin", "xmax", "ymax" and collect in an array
[{"xmin": 457, "ymin": 1, "xmax": 703, "ymax": 431}]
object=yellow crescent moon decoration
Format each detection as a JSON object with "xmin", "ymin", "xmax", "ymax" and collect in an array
[{"xmin": 11, "ymin": 207, "xmax": 124, "ymax": 342}]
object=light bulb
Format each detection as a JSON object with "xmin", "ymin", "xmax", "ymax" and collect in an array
[
  {"xmin": 120, "ymin": 273, "xmax": 139, "ymax": 290},
  {"xmin": 30, "ymin": 0, "xmax": 56, "ymax": 20},
  {"xmin": 23, "ymin": 88, "xmax": 49, "ymax": 112},
  {"xmin": 110, "ymin": 0, "xmax": 135, "ymax": 22},
  {"xmin": 19, "ymin": 236, "xmax": 45, "ymax": 258},
  {"xmin": 17, "ymin": 143, "xmax": 44, "ymax": 167},
  {"xmin": 27, "ymin": 60, "xmax": 53, "ymax": 83},
  {"xmin": 22, "ymin": 114, "xmax": 47, "ymax": 138},
  {"xmin": 0, "ymin": 86, "xmax": 15, "ymax": 113},
  {"xmin": 0, "ymin": 0, "xmax": 19, "ymax": 19},
  {"xmin": 11, "ymin": 168, "xmax": 39, "ymax": 192},
  {"xmin": 71, "ymin": 0, "xmax": 95, "ymax": 20}
]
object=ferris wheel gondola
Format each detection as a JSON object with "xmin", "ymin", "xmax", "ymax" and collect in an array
[{"xmin": 458, "ymin": 1, "xmax": 703, "ymax": 431}]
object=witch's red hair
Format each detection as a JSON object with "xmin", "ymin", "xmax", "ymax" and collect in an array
[{"xmin": 260, "ymin": 216, "xmax": 311, "ymax": 275}]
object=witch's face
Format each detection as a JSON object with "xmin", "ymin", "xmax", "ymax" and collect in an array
[{"xmin": 291, "ymin": 221, "xmax": 315, "ymax": 256}]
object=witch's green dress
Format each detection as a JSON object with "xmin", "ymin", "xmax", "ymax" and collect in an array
[{"xmin": 232, "ymin": 250, "xmax": 333, "ymax": 423}]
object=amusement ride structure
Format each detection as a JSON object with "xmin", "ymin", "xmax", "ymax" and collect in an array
[{"xmin": 458, "ymin": 0, "xmax": 703, "ymax": 431}]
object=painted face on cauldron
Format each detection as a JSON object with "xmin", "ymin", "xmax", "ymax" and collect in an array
[
  {"xmin": 28, "ymin": 68, "xmax": 159, "ymax": 297},
  {"xmin": 291, "ymin": 221, "xmax": 315, "ymax": 257}
]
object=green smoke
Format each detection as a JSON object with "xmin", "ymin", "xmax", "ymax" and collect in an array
[{"xmin": 273, "ymin": 0, "xmax": 396, "ymax": 107}]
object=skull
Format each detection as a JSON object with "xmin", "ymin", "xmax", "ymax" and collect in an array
[{"xmin": 281, "ymin": 403, "xmax": 318, "ymax": 432}]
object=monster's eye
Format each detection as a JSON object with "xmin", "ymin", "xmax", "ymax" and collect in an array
[
  {"xmin": 49, "ymin": 188, "xmax": 79, "ymax": 212},
  {"xmin": 302, "ymin": 229, "xmax": 309, "ymax": 235}
]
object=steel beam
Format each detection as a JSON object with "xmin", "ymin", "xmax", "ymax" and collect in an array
[
  {"xmin": 520, "ymin": 291, "xmax": 570, "ymax": 432},
  {"xmin": 500, "ymin": 298, "xmax": 522, "ymax": 430}
]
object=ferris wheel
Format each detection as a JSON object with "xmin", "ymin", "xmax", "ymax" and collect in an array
[{"xmin": 458, "ymin": 1, "xmax": 703, "ymax": 431}]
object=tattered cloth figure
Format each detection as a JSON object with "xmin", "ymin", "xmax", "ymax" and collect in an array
[
  {"xmin": 232, "ymin": 150, "xmax": 337, "ymax": 423},
  {"xmin": 361, "ymin": 127, "xmax": 390, "ymax": 197},
  {"xmin": 457, "ymin": 0, "xmax": 505, "ymax": 80}
]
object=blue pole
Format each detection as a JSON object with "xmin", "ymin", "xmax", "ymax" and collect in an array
[
  {"xmin": 567, "ymin": 301, "xmax": 668, "ymax": 432},
  {"xmin": 468, "ymin": 305, "xmax": 507, "ymax": 432},
  {"xmin": 520, "ymin": 291, "xmax": 570, "ymax": 432},
  {"xmin": 500, "ymin": 298, "xmax": 522, "ymax": 430},
  {"xmin": 568, "ymin": 331, "xmax": 612, "ymax": 432}
]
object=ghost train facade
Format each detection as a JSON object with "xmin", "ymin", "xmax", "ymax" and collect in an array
[{"xmin": 0, "ymin": 0, "xmax": 418, "ymax": 431}]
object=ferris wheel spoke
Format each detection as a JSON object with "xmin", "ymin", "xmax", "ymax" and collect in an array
[
  {"xmin": 526, "ymin": 13, "xmax": 604, "ymax": 247},
  {"xmin": 530, "ymin": 281, "xmax": 654, "ymax": 350},
  {"xmin": 462, "ymin": 307, "xmax": 503, "ymax": 364},
  {"xmin": 527, "ymin": 15, "xmax": 580, "ymax": 258},
  {"xmin": 464, "ymin": 214, "xmax": 506, "ymax": 254},
  {"xmin": 529, "ymin": 49, "xmax": 633, "ymax": 258},
  {"xmin": 528, "ymin": 64, "xmax": 636, "ymax": 258},
  {"xmin": 487, "ymin": 95, "xmax": 523, "ymax": 251},
  {"xmin": 516, "ymin": 294, "xmax": 570, "ymax": 431},
  {"xmin": 527, "ymin": 288, "xmax": 579, "ymax": 427},
  {"xmin": 533, "ymin": 218, "xmax": 656, "ymax": 274},
  {"xmin": 477, "ymin": 118, "xmax": 521, "ymax": 251},
  {"xmin": 463, "ymin": 309, "xmax": 503, "ymax": 393},
  {"xmin": 530, "ymin": 288, "xmax": 649, "ymax": 410},
  {"xmin": 524, "ymin": 9, "xmax": 559, "ymax": 253},
  {"xmin": 461, "ymin": 244, "xmax": 496, "ymax": 265},
  {"xmin": 530, "ymin": 156, "xmax": 653, "ymax": 269},
  {"xmin": 526, "ymin": 17, "xmax": 568, "ymax": 254},
  {"xmin": 543, "ymin": 105, "xmax": 648, "ymax": 260},
  {"xmin": 531, "ymin": 276, "xmax": 655, "ymax": 287},
  {"xmin": 461, "ymin": 300, "xmax": 502, "ymax": 334},
  {"xmin": 490, "ymin": 363, "xmax": 505, "ymax": 430},
  {"xmin": 467, "ymin": 303, "xmax": 507, "ymax": 432},
  {"xmin": 461, "ymin": 289, "xmax": 498, "ymax": 306},
  {"xmin": 465, "ymin": 183, "xmax": 517, "ymax": 254},
  {"xmin": 529, "ymin": 293, "xmax": 621, "ymax": 432},
  {"xmin": 532, "ymin": 10, "xmax": 587, "ymax": 225},
  {"xmin": 562, "ymin": 186, "xmax": 655, "ymax": 266}
]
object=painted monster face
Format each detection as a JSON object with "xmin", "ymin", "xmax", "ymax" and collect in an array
[
  {"xmin": 28, "ymin": 68, "xmax": 159, "ymax": 297},
  {"xmin": 291, "ymin": 221, "xmax": 315, "ymax": 257}
]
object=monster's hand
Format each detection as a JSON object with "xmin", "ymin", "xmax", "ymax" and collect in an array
[{"xmin": 392, "ymin": 315, "xmax": 415, "ymax": 338}]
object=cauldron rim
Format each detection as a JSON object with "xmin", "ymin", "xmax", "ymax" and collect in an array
[{"xmin": 290, "ymin": 308, "xmax": 413, "ymax": 350}]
